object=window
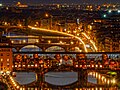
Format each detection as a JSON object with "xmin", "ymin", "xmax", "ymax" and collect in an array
[
  {"xmin": 7, "ymin": 59, "xmax": 10, "ymax": 62},
  {"xmin": 7, "ymin": 63, "xmax": 9, "ymax": 65},
  {"xmin": 1, "ymin": 59, "xmax": 3, "ymax": 62}
]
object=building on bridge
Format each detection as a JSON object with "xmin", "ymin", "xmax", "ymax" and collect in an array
[{"xmin": 0, "ymin": 36, "xmax": 13, "ymax": 74}]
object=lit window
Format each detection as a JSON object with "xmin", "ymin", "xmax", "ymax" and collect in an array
[
  {"xmin": 7, "ymin": 63, "xmax": 9, "ymax": 66},
  {"xmin": 15, "ymin": 65, "xmax": 17, "ymax": 67},
  {"xmin": 1, "ymin": 59, "xmax": 3, "ymax": 62},
  {"xmin": 7, "ymin": 59, "xmax": 10, "ymax": 62}
]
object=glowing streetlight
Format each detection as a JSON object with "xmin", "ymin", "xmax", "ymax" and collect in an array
[
  {"xmin": 23, "ymin": 40, "xmax": 26, "ymax": 43},
  {"xmin": 17, "ymin": 86, "xmax": 20, "ymax": 89},
  {"xmin": 34, "ymin": 24, "xmax": 37, "ymax": 27},
  {"xmin": 59, "ymin": 41, "xmax": 63, "ymax": 44},
  {"xmin": 45, "ymin": 13, "xmax": 49, "ymax": 17},
  {"xmin": 103, "ymin": 14, "xmax": 107, "ymax": 18},
  {"xmin": 18, "ymin": 24, "xmax": 22, "ymax": 27},
  {"xmin": 48, "ymin": 40, "xmax": 51, "ymax": 43},
  {"xmin": 108, "ymin": 10, "xmax": 112, "ymax": 13},
  {"xmin": 11, "ymin": 40, "xmax": 14, "ymax": 43},
  {"xmin": 4, "ymin": 22, "xmax": 8, "ymax": 25},
  {"xmin": 0, "ymin": 4, "xmax": 2, "ymax": 7},
  {"xmin": 77, "ymin": 33, "xmax": 79, "ymax": 36},
  {"xmin": 63, "ymin": 28, "xmax": 67, "ymax": 32},
  {"xmin": 118, "ymin": 10, "xmax": 120, "ymax": 13},
  {"xmin": 36, "ymin": 39, "xmax": 39, "ymax": 43},
  {"xmin": 70, "ymin": 41, "xmax": 74, "ymax": 44},
  {"xmin": 67, "ymin": 31, "xmax": 71, "ymax": 33}
]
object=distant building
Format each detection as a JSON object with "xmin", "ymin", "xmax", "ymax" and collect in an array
[
  {"xmin": 16, "ymin": 2, "xmax": 28, "ymax": 8},
  {"xmin": 0, "ymin": 36, "xmax": 13, "ymax": 74},
  {"xmin": 92, "ymin": 14, "xmax": 120, "ymax": 52}
]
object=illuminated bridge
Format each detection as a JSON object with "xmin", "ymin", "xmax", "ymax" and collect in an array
[
  {"xmin": 0, "ymin": 25, "xmax": 97, "ymax": 52},
  {"xmin": 11, "ymin": 52, "xmax": 120, "ymax": 89},
  {"xmin": 1, "ymin": 25, "xmax": 119, "ymax": 89}
]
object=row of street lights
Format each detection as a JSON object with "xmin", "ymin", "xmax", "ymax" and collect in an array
[{"xmin": 88, "ymin": 72, "xmax": 116, "ymax": 85}]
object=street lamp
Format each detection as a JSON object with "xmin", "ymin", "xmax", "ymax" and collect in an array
[
  {"xmin": 108, "ymin": 10, "xmax": 112, "ymax": 13},
  {"xmin": 45, "ymin": 13, "xmax": 49, "ymax": 18},
  {"xmin": 36, "ymin": 39, "xmax": 39, "ymax": 43},
  {"xmin": 59, "ymin": 41, "xmax": 63, "ymax": 44},
  {"xmin": 77, "ymin": 33, "xmax": 79, "ymax": 36},
  {"xmin": 118, "ymin": 10, "xmax": 120, "ymax": 13},
  {"xmin": 11, "ymin": 40, "xmax": 14, "ymax": 43},
  {"xmin": 48, "ymin": 40, "xmax": 51, "ymax": 44},
  {"xmin": 23, "ymin": 40, "xmax": 26, "ymax": 43},
  {"xmin": 103, "ymin": 14, "xmax": 107, "ymax": 18},
  {"xmin": 70, "ymin": 41, "xmax": 74, "ymax": 44}
]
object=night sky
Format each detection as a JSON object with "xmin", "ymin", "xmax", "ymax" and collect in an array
[{"xmin": 1, "ymin": 0, "xmax": 120, "ymax": 4}]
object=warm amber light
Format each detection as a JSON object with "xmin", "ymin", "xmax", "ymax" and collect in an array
[
  {"xmin": 45, "ymin": 13, "xmax": 49, "ymax": 17},
  {"xmin": 48, "ymin": 40, "xmax": 51, "ymax": 43}
]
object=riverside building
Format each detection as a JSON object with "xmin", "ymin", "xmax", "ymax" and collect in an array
[{"xmin": 0, "ymin": 36, "xmax": 13, "ymax": 74}]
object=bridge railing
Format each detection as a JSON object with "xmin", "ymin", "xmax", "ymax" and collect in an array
[{"xmin": 12, "ymin": 52, "xmax": 120, "ymax": 71}]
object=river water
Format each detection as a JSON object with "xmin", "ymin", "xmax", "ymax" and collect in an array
[{"xmin": 13, "ymin": 72, "xmax": 118, "ymax": 90}]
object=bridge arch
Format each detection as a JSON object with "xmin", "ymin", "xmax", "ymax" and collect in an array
[
  {"xmin": 45, "ymin": 46, "xmax": 65, "ymax": 52},
  {"xmin": 28, "ymin": 26, "xmax": 99, "ymax": 52},
  {"xmin": 3, "ymin": 25, "xmax": 98, "ymax": 52},
  {"xmin": 44, "ymin": 72, "xmax": 78, "ymax": 86},
  {"xmin": 12, "ymin": 48, "xmax": 17, "ymax": 52},
  {"xmin": 19, "ymin": 45, "xmax": 42, "ymax": 52}
]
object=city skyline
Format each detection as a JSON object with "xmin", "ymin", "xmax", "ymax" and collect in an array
[
  {"xmin": 0, "ymin": 1, "xmax": 120, "ymax": 89},
  {"xmin": 1, "ymin": 0, "xmax": 120, "ymax": 5}
]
